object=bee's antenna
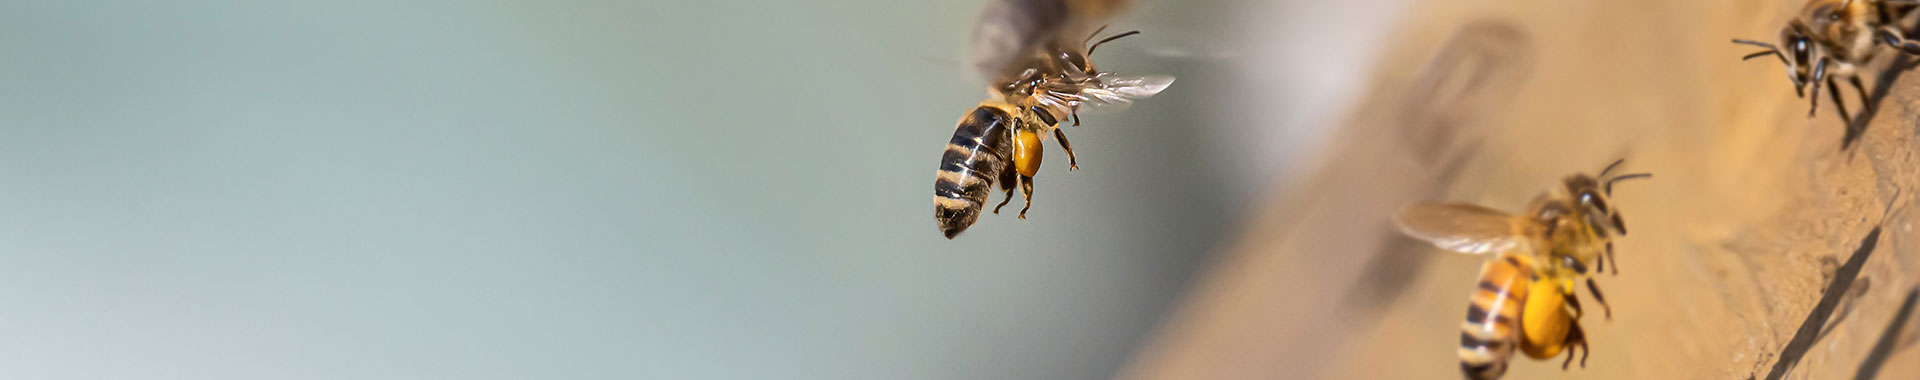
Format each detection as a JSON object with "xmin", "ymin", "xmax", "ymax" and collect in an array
[
  {"xmin": 1084, "ymin": 25, "xmax": 1110, "ymax": 45},
  {"xmin": 1598, "ymin": 158, "xmax": 1628, "ymax": 177},
  {"xmin": 1733, "ymin": 39, "xmax": 1792, "ymax": 66},
  {"xmin": 1604, "ymin": 173, "xmax": 1652, "ymax": 195},
  {"xmin": 1088, "ymin": 30, "xmax": 1141, "ymax": 56},
  {"xmin": 1732, "ymin": 39, "xmax": 1808, "ymax": 97}
]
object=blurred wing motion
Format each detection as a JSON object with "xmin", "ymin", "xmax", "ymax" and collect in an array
[
  {"xmin": 1392, "ymin": 203, "xmax": 1529, "ymax": 255},
  {"xmin": 1065, "ymin": 74, "xmax": 1174, "ymax": 114},
  {"xmin": 971, "ymin": 0, "xmax": 1069, "ymax": 81},
  {"xmin": 970, "ymin": 0, "xmax": 1134, "ymax": 82}
]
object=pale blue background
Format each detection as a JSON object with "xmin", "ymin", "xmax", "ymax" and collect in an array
[{"xmin": 0, "ymin": 1, "xmax": 1236, "ymax": 379}]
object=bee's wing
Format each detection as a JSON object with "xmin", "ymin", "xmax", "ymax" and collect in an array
[
  {"xmin": 1392, "ymin": 203, "xmax": 1529, "ymax": 255},
  {"xmin": 971, "ymin": 0, "xmax": 1135, "ymax": 83},
  {"xmin": 971, "ymin": 0, "xmax": 1072, "ymax": 82},
  {"xmin": 1047, "ymin": 74, "xmax": 1174, "ymax": 115}
]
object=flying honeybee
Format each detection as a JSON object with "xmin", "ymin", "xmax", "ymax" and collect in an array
[
  {"xmin": 1732, "ymin": 0, "xmax": 1920, "ymax": 126},
  {"xmin": 933, "ymin": 0, "xmax": 1174, "ymax": 239},
  {"xmin": 1393, "ymin": 160, "xmax": 1651, "ymax": 380}
]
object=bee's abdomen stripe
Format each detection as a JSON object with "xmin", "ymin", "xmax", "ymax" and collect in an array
[
  {"xmin": 937, "ymin": 145, "xmax": 1004, "ymax": 197},
  {"xmin": 934, "ymin": 105, "xmax": 1016, "ymax": 221},
  {"xmin": 935, "ymin": 174, "xmax": 991, "ymax": 200},
  {"xmin": 1464, "ymin": 303, "xmax": 1515, "ymax": 327},
  {"xmin": 1457, "ymin": 255, "xmax": 1530, "ymax": 380},
  {"xmin": 939, "ymin": 145, "xmax": 974, "ymax": 174},
  {"xmin": 1460, "ymin": 331, "xmax": 1509, "ymax": 352},
  {"xmin": 950, "ymin": 106, "xmax": 1012, "ymax": 153},
  {"xmin": 1465, "ymin": 303, "xmax": 1488, "ymax": 323},
  {"xmin": 1461, "ymin": 361, "xmax": 1507, "ymax": 380},
  {"xmin": 950, "ymin": 134, "xmax": 985, "ymax": 150},
  {"xmin": 934, "ymin": 180, "xmax": 969, "ymax": 200}
]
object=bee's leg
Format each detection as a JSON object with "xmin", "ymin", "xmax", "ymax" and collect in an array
[
  {"xmin": 1827, "ymin": 74, "xmax": 1855, "ymax": 126},
  {"xmin": 1850, "ymin": 74, "xmax": 1874, "ymax": 113},
  {"xmin": 992, "ymin": 167, "xmax": 1016, "ymax": 214},
  {"xmin": 1561, "ymin": 322, "xmax": 1589, "ymax": 370},
  {"xmin": 1809, "ymin": 57, "xmax": 1830, "ymax": 119},
  {"xmin": 1809, "ymin": 77, "xmax": 1823, "ymax": 118},
  {"xmin": 1879, "ymin": 26, "xmax": 1920, "ymax": 55},
  {"xmin": 1071, "ymin": 111, "xmax": 1081, "ymax": 127},
  {"xmin": 1586, "ymin": 278, "xmax": 1613, "ymax": 320},
  {"xmin": 1053, "ymin": 128, "xmax": 1079, "ymax": 170},
  {"xmin": 1017, "ymin": 175, "xmax": 1036, "ymax": 219},
  {"xmin": 1606, "ymin": 241, "xmax": 1619, "ymax": 275},
  {"xmin": 1564, "ymin": 290, "xmax": 1585, "ymax": 318}
]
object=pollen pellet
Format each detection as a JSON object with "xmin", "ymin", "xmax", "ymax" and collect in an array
[
  {"xmin": 1520, "ymin": 280, "xmax": 1573, "ymax": 359},
  {"xmin": 1013, "ymin": 130, "xmax": 1044, "ymax": 177}
]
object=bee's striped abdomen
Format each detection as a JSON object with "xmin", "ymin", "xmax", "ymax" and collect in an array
[
  {"xmin": 1459, "ymin": 254, "xmax": 1534, "ymax": 380},
  {"xmin": 935, "ymin": 105, "xmax": 1015, "ymax": 239}
]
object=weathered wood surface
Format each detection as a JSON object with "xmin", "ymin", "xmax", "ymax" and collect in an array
[{"xmin": 1122, "ymin": 0, "xmax": 1920, "ymax": 378}]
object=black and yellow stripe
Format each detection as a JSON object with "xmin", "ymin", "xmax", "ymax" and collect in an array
[
  {"xmin": 935, "ymin": 104, "xmax": 1018, "ymax": 239},
  {"xmin": 1459, "ymin": 254, "xmax": 1534, "ymax": 380}
]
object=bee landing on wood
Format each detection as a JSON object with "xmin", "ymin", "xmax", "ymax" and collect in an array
[
  {"xmin": 1733, "ymin": 0, "xmax": 1920, "ymax": 126},
  {"xmin": 933, "ymin": 0, "xmax": 1173, "ymax": 239}
]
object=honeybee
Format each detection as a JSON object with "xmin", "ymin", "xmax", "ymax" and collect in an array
[
  {"xmin": 1732, "ymin": 0, "xmax": 1920, "ymax": 126},
  {"xmin": 1393, "ymin": 160, "xmax": 1651, "ymax": 380},
  {"xmin": 934, "ymin": 0, "xmax": 1174, "ymax": 239}
]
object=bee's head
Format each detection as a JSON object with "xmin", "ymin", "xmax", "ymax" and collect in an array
[
  {"xmin": 1781, "ymin": 20, "xmax": 1818, "ymax": 95},
  {"xmin": 1567, "ymin": 159, "xmax": 1653, "ymax": 238},
  {"xmin": 1734, "ymin": 23, "xmax": 1820, "ymax": 98},
  {"xmin": 1562, "ymin": 175, "xmax": 1618, "ymax": 238},
  {"xmin": 1058, "ymin": 48, "xmax": 1095, "ymax": 76}
]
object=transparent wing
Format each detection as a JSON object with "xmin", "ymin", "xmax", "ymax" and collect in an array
[
  {"xmin": 1043, "ymin": 74, "xmax": 1174, "ymax": 115},
  {"xmin": 1392, "ymin": 203, "xmax": 1529, "ymax": 255}
]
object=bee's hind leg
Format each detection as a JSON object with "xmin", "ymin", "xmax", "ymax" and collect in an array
[
  {"xmin": 1565, "ymin": 291, "xmax": 1585, "ymax": 318},
  {"xmin": 1561, "ymin": 322, "xmax": 1589, "ymax": 370},
  {"xmin": 1017, "ymin": 175, "xmax": 1036, "ymax": 219},
  {"xmin": 992, "ymin": 167, "xmax": 1017, "ymax": 214},
  {"xmin": 1053, "ymin": 128, "xmax": 1079, "ymax": 170}
]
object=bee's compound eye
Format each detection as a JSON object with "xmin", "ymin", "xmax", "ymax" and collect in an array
[
  {"xmin": 1060, "ymin": 51, "xmax": 1090, "ymax": 73},
  {"xmin": 1580, "ymin": 191, "xmax": 1608, "ymax": 212},
  {"xmin": 1564, "ymin": 256, "xmax": 1588, "ymax": 274}
]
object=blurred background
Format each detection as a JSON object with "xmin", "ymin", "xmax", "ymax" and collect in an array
[
  {"xmin": 4, "ymin": 1, "xmax": 1919, "ymax": 379},
  {"xmin": 0, "ymin": 1, "xmax": 1263, "ymax": 379}
]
